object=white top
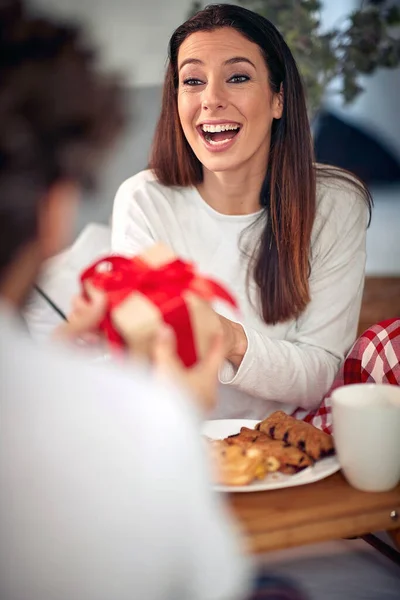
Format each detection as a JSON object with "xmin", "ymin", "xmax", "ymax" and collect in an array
[
  {"xmin": 0, "ymin": 304, "xmax": 250, "ymax": 600},
  {"xmin": 111, "ymin": 169, "xmax": 368, "ymax": 420}
]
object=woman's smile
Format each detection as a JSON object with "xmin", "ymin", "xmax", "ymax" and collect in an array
[{"xmin": 197, "ymin": 120, "xmax": 242, "ymax": 152}]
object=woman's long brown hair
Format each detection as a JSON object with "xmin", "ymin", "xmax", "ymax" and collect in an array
[{"xmin": 150, "ymin": 4, "xmax": 372, "ymax": 324}]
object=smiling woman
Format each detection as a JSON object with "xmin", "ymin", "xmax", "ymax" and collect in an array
[{"xmin": 111, "ymin": 4, "xmax": 373, "ymax": 423}]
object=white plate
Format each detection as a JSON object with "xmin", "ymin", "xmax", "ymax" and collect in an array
[{"xmin": 203, "ymin": 419, "xmax": 340, "ymax": 493}]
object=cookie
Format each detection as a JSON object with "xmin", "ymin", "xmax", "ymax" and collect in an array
[
  {"xmin": 257, "ymin": 411, "xmax": 335, "ymax": 460},
  {"xmin": 226, "ymin": 428, "xmax": 313, "ymax": 473}
]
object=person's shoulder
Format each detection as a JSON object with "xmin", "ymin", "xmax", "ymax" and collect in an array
[
  {"xmin": 114, "ymin": 169, "xmax": 157, "ymax": 204},
  {"xmin": 115, "ymin": 169, "xmax": 189, "ymax": 204},
  {"xmin": 117, "ymin": 169, "xmax": 157, "ymax": 192},
  {"xmin": 314, "ymin": 163, "xmax": 371, "ymax": 230},
  {"xmin": 315, "ymin": 164, "xmax": 370, "ymax": 211}
]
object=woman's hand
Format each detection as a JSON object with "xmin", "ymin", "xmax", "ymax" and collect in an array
[
  {"xmin": 53, "ymin": 288, "xmax": 229, "ymax": 412},
  {"xmin": 53, "ymin": 284, "xmax": 107, "ymax": 344},
  {"xmin": 218, "ymin": 314, "xmax": 248, "ymax": 368},
  {"xmin": 152, "ymin": 326, "xmax": 225, "ymax": 412}
]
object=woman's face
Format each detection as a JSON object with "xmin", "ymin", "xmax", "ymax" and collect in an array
[{"xmin": 177, "ymin": 27, "xmax": 283, "ymax": 176}]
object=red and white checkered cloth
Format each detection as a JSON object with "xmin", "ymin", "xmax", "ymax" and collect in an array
[{"xmin": 294, "ymin": 318, "xmax": 400, "ymax": 434}]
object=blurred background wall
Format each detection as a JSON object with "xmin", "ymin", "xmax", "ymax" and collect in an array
[
  {"xmin": 36, "ymin": 0, "xmax": 400, "ymax": 275},
  {"xmin": 319, "ymin": 0, "xmax": 400, "ymax": 275}
]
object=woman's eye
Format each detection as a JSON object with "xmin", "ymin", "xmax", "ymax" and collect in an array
[
  {"xmin": 182, "ymin": 78, "xmax": 204, "ymax": 86},
  {"xmin": 229, "ymin": 74, "xmax": 250, "ymax": 83}
]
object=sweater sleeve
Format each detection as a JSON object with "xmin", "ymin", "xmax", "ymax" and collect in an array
[{"xmin": 219, "ymin": 182, "xmax": 369, "ymax": 411}]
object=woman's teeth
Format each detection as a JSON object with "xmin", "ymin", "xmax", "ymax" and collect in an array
[
  {"xmin": 201, "ymin": 123, "xmax": 240, "ymax": 133},
  {"xmin": 200, "ymin": 123, "xmax": 241, "ymax": 145}
]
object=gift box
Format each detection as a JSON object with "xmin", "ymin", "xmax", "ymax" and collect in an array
[{"xmin": 80, "ymin": 243, "xmax": 237, "ymax": 367}]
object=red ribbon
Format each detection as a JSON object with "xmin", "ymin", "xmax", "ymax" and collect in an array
[{"xmin": 80, "ymin": 254, "xmax": 237, "ymax": 366}]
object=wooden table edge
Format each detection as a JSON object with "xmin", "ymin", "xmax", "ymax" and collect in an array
[
  {"xmin": 241, "ymin": 506, "xmax": 400, "ymax": 554},
  {"xmin": 228, "ymin": 472, "xmax": 400, "ymax": 554}
]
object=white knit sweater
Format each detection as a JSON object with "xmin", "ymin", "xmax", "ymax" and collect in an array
[{"xmin": 111, "ymin": 169, "xmax": 368, "ymax": 420}]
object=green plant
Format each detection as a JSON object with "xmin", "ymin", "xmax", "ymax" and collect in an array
[{"xmin": 188, "ymin": 1, "xmax": 400, "ymax": 115}]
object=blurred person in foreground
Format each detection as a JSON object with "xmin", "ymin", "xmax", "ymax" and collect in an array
[
  {"xmin": 0, "ymin": 1, "xmax": 252, "ymax": 599},
  {"xmin": 0, "ymin": 2, "xmax": 309, "ymax": 599},
  {"xmin": 0, "ymin": 2, "xmax": 309, "ymax": 600}
]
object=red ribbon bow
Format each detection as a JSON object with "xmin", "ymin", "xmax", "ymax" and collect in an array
[{"xmin": 80, "ymin": 254, "xmax": 237, "ymax": 366}]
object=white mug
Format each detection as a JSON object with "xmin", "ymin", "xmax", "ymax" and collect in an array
[{"xmin": 331, "ymin": 383, "xmax": 400, "ymax": 492}]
